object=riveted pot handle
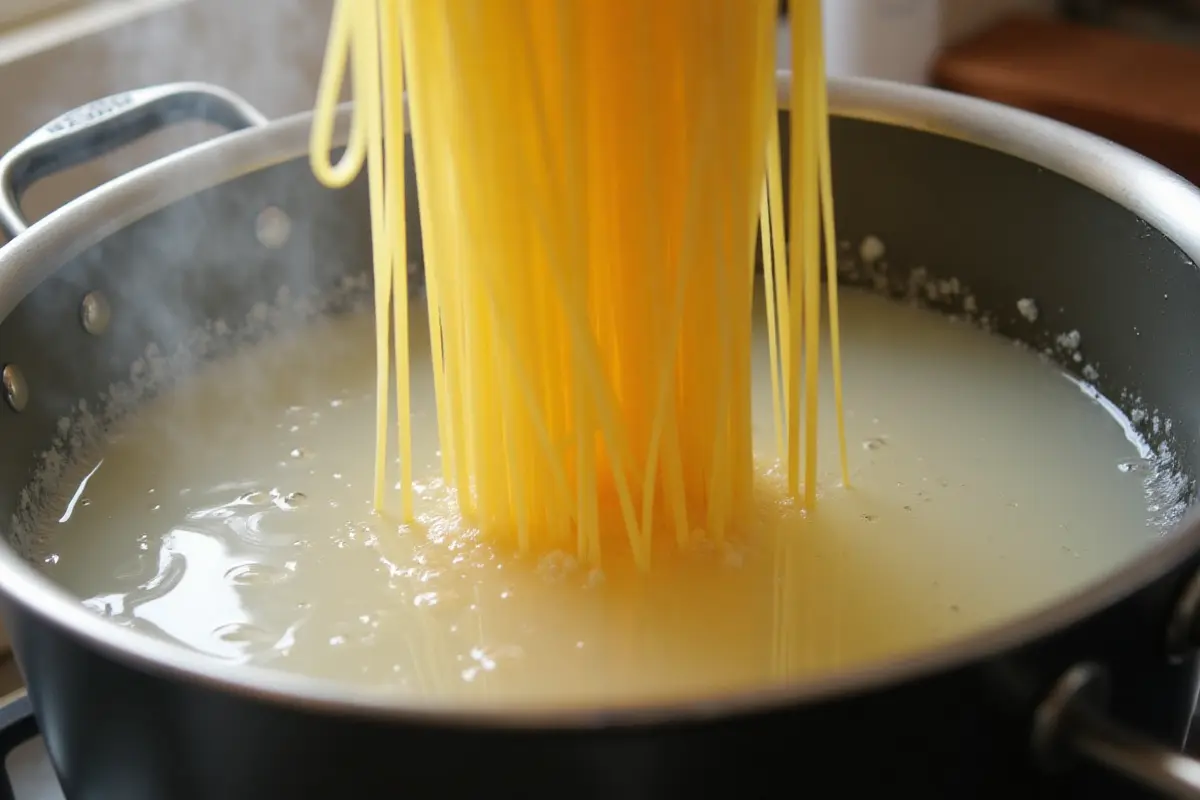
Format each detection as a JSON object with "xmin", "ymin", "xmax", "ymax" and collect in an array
[
  {"xmin": 1034, "ymin": 662, "xmax": 1200, "ymax": 798},
  {"xmin": 0, "ymin": 82, "xmax": 268, "ymax": 238}
]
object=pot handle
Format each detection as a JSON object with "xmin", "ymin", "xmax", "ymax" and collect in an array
[
  {"xmin": 0, "ymin": 81, "xmax": 268, "ymax": 238},
  {"xmin": 1034, "ymin": 662, "xmax": 1200, "ymax": 798}
]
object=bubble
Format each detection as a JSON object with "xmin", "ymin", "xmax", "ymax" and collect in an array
[
  {"xmin": 1016, "ymin": 298, "xmax": 1038, "ymax": 322},
  {"xmin": 212, "ymin": 622, "xmax": 275, "ymax": 646},
  {"xmin": 189, "ymin": 505, "xmax": 234, "ymax": 520},
  {"xmin": 460, "ymin": 644, "xmax": 523, "ymax": 682},
  {"xmin": 1056, "ymin": 330, "xmax": 1081, "ymax": 351},
  {"xmin": 83, "ymin": 597, "xmax": 117, "ymax": 617},
  {"xmin": 289, "ymin": 448, "xmax": 312, "ymax": 460},
  {"xmin": 224, "ymin": 563, "xmax": 291, "ymax": 587},
  {"xmin": 859, "ymin": 235, "xmax": 885, "ymax": 263},
  {"xmin": 236, "ymin": 491, "xmax": 271, "ymax": 506},
  {"xmin": 279, "ymin": 492, "xmax": 308, "ymax": 510},
  {"xmin": 537, "ymin": 551, "xmax": 578, "ymax": 582}
]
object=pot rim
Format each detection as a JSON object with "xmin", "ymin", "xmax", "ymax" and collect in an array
[{"xmin": 0, "ymin": 74, "xmax": 1198, "ymax": 728}]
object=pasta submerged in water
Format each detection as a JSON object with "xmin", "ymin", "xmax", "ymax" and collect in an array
[{"xmin": 309, "ymin": 0, "xmax": 848, "ymax": 570}]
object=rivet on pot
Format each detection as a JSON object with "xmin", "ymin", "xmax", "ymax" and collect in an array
[
  {"xmin": 2, "ymin": 364, "xmax": 27, "ymax": 412},
  {"xmin": 80, "ymin": 291, "xmax": 111, "ymax": 336},
  {"xmin": 255, "ymin": 206, "xmax": 291, "ymax": 249},
  {"xmin": 1165, "ymin": 568, "xmax": 1200, "ymax": 663}
]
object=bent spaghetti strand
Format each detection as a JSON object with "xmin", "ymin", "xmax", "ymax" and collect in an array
[{"xmin": 308, "ymin": 0, "xmax": 849, "ymax": 570}]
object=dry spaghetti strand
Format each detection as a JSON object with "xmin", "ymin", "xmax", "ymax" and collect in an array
[{"xmin": 309, "ymin": 0, "xmax": 850, "ymax": 569}]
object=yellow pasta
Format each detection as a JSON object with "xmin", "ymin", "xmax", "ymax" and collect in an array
[{"xmin": 309, "ymin": 0, "xmax": 849, "ymax": 571}]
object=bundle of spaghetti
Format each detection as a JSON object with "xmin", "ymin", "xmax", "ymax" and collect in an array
[
  {"xmin": 309, "ymin": 0, "xmax": 848, "ymax": 573},
  {"xmin": 767, "ymin": 0, "xmax": 848, "ymax": 674}
]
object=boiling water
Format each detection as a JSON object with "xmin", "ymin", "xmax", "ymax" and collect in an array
[{"xmin": 31, "ymin": 286, "xmax": 1169, "ymax": 705}]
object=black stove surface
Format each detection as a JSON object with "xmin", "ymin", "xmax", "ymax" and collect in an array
[{"xmin": 2, "ymin": 686, "xmax": 1196, "ymax": 799}]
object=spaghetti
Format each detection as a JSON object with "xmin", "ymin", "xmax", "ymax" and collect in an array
[{"xmin": 309, "ymin": 0, "xmax": 848, "ymax": 571}]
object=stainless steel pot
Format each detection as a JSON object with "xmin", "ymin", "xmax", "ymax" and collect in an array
[{"xmin": 0, "ymin": 75, "xmax": 1197, "ymax": 799}]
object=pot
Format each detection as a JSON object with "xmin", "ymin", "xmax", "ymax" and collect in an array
[{"xmin": 0, "ymin": 75, "xmax": 1197, "ymax": 799}]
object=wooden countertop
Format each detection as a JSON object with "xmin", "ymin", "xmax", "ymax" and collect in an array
[{"xmin": 933, "ymin": 14, "xmax": 1200, "ymax": 187}]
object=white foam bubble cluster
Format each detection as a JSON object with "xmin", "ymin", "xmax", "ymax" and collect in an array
[
  {"xmin": 11, "ymin": 273, "xmax": 371, "ymax": 560},
  {"xmin": 835, "ymin": 234, "xmax": 1191, "ymax": 534}
]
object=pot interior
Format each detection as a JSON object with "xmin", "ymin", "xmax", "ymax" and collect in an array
[{"xmin": 0, "ymin": 111, "xmax": 1196, "ymax": 698}]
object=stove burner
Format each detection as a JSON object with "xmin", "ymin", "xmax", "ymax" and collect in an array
[{"xmin": 0, "ymin": 692, "xmax": 62, "ymax": 800}]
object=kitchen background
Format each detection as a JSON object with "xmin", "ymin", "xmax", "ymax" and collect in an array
[
  {"xmin": 0, "ymin": 0, "xmax": 1194, "ymax": 795},
  {"xmin": 0, "ymin": 0, "xmax": 1194, "ymax": 721},
  {"xmin": 2, "ymin": 0, "xmax": 1197, "ymax": 236}
]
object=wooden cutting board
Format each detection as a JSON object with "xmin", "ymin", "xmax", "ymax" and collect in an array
[{"xmin": 932, "ymin": 14, "xmax": 1200, "ymax": 187}]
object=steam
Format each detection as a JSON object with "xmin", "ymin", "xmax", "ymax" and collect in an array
[
  {"xmin": 16, "ymin": 0, "xmax": 334, "ymax": 225},
  {"xmin": 0, "ymin": 0, "xmax": 369, "ymax": 506}
]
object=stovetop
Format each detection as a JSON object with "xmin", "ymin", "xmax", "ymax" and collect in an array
[
  {"xmin": 4, "ymin": 682, "xmax": 1200, "ymax": 799},
  {"xmin": 0, "ymin": 693, "xmax": 62, "ymax": 800}
]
